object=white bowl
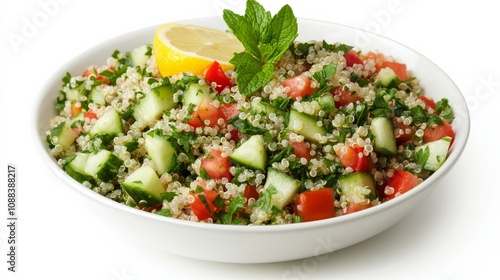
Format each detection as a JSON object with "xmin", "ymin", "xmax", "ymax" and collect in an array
[{"xmin": 33, "ymin": 16, "xmax": 470, "ymax": 263}]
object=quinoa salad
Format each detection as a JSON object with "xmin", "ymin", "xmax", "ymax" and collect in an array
[{"xmin": 46, "ymin": 3, "xmax": 455, "ymax": 225}]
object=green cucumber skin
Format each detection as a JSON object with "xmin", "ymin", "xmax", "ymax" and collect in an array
[
  {"xmin": 370, "ymin": 117, "xmax": 397, "ymax": 155},
  {"xmin": 229, "ymin": 135, "xmax": 267, "ymax": 171},
  {"xmin": 288, "ymin": 109, "xmax": 327, "ymax": 143},
  {"xmin": 121, "ymin": 166, "xmax": 164, "ymax": 207},
  {"xmin": 264, "ymin": 168, "xmax": 300, "ymax": 210}
]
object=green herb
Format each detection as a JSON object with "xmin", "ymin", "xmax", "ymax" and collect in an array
[
  {"xmin": 160, "ymin": 191, "xmax": 177, "ymax": 202},
  {"xmin": 156, "ymin": 209, "xmax": 172, "ymax": 217},
  {"xmin": 223, "ymin": 0, "xmax": 298, "ymax": 94},
  {"xmin": 435, "ymin": 98, "xmax": 454, "ymax": 121},
  {"xmin": 219, "ymin": 195, "xmax": 245, "ymax": 224},
  {"xmin": 291, "ymin": 42, "xmax": 315, "ymax": 59},
  {"xmin": 269, "ymin": 144, "xmax": 293, "ymax": 165},
  {"xmin": 252, "ymin": 186, "xmax": 277, "ymax": 212},
  {"xmin": 370, "ymin": 95, "xmax": 391, "ymax": 118},
  {"xmin": 229, "ymin": 118, "xmax": 267, "ymax": 136},
  {"xmin": 312, "ymin": 64, "xmax": 337, "ymax": 97},
  {"xmin": 322, "ymin": 41, "xmax": 353, "ymax": 53},
  {"xmin": 415, "ymin": 145, "xmax": 430, "ymax": 168},
  {"xmin": 199, "ymin": 169, "xmax": 211, "ymax": 180},
  {"xmin": 270, "ymin": 97, "xmax": 293, "ymax": 111},
  {"xmin": 410, "ymin": 106, "xmax": 443, "ymax": 126}
]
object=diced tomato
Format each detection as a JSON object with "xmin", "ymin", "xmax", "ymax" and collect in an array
[
  {"xmin": 393, "ymin": 119, "xmax": 415, "ymax": 145},
  {"xmin": 219, "ymin": 103, "xmax": 240, "ymax": 120},
  {"xmin": 190, "ymin": 189, "xmax": 219, "ymax": 220},
  {"xmin": 384, "ymin": 170, "xmax": 420, "ymax": 200},
  {"xmin": 82, "ymin": 66, "xmax": 112, "ymax": 85},
  {"xmin": 418, "ymin": 95, "xmax": 436, "ymax": 110},
  {"xmin": 331, "ymin": 86, "xmax": 364, "ymax": 109},
  {"xmin": 363, "ymin": 52, "xmax": 407, "ymax": 80},
  {"xmin": 293, "ymin": 188, "xmax": 335, "ymax": 222},
  {"xmin": 289, "ymin": 140, "xmax": 313, "ymax": 162},
  {"xmin": 243, "ymin": 185, "xmax": 259, "ymax": 203},
  {"xmin": 381, "ymin": 61, "xmax": 407, "ymax": 80},
  {"xmin": 343, "ymin": 202, "xmax": 371, "ymax": 215},
  {"xmin": 204, "ymin": 61, "xmax": 232, "ymax": 93},
  {"xmin": 200, "ymin": 150, "xmax": 232, "ymax": 180},
  {"xmin": 363, "ymin": 51, "xmax": 386, "ymax": 70},
  {"xmin": 228, "ymin": 129, "xmax": 244, "ymax": 142},
  {"xmin": 335, "ymin": 145, "xmax": 369, "ymax": 172},
  {"xmin": 282, "ymin": 75, "xmax": 315, "ymax": 100},
  {"xmin": 423, "ymin": 119, "xmax": 455, "ymax": 143},
  {"xmin": 84, "ymin": 110, "xmax": 98, "ymax": 120},
  {"xmin": 71, "ymin": 100, "xmax": 82, "ymax": 116},
  {"xmin": 187, "ymin": 99, "xmax": 224, "ymax": 128},
  {"xmin": 344, "ymin": 50, "xmax": 363, "ymax": 67}
]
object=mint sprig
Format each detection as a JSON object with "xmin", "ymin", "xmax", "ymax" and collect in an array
[{"xmin": 223, "ymin": 0, "xmax": 298, "ymax": 95}]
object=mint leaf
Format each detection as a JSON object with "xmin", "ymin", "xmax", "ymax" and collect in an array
[
  {"xmin": 262, "ymin": 4, "xmax": 297, "ymax": 62},
  {"xmin": 245, "ymin": 0, "xmax": 271, "ymax": 35},
  {"xmin": 223, "ymin": 0, "xmax": 298, "ymax": 95},
  {"xmin": 222, "ymin": 12, "xmax": 260, "ymax": 58}
]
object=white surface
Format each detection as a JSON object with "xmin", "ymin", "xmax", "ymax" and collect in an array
[{"xmin": 0, "ymin": 0, "xmax": 498, "ymax": 279}]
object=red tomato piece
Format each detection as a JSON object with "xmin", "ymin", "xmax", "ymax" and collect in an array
[
  {"xmin": 282, "ymin": 75, "xmax": 315, "ymax": 100},
  {"xmin": 344, "ymin": 50, "xmax": 363, "ymax": 67},
  {"xmin": 293, "ymin": 188, "xmax": 336, "ymax": 222},
  {"xmin": 200, "ymin": 150, "xmax": 232, "ymax": 180},
  {"xmin": 393, "ymin": 119, "xmax": 415, "ymax": 145},
  {"xmin": 331, "ymin": 86, "xmax": 364, "ymax": 109},
  {"xmin": 343, "ymin": 202, "xmax": 371, "ymax": 215},
  {"xmin": 219, "ymin": 103, "xmax": 240, "ymax": 120},
  {"xmin": 363, "ymin": 51, "xmax": 386, "ymax": 70},
  {"xmin": 418, "ymin": 96, "xmax": 436, "ymax": 110},
  {"xmin": 243, "ymin": 185, "xmax": 259, "ymax": 203},
  {"xmin": 190, "ymin": 189, "xmax": 219, "ymax": 220},
  {"xmin": 187, "ymin": 99, "xmax": 224, "ymax": 128},
  {"xmin": 205, "ymin": 61, "xmax": 232, "ymax": 93},
  {"xmin": 84, "ymin": 110, "xmax": 98, "ymax": 120},
  {"xmin": 289, "ymin": 140, "xmax": 313, "ymax": 162},
  {"xmin": 384, "ymin": 170, "xmax": 420, "ymax": 200},
  {"xmin": 335, "ymin": 145, "xmax": 369, "ymax": 172},
  {"xmin": 423, "ymin": 119, "xmax": 455, "ymax": 143},
  {"xmin": 82, "ymin": 66, "xmax": 112, "ymax": 85},
  {"xmin": 381, "ymin": 61, "xmax": 407, "ymax": 80}
]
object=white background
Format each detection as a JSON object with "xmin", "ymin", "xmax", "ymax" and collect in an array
[{"xmin": 1, "ymin": 0, "xmax": 499, "ymax": 279}]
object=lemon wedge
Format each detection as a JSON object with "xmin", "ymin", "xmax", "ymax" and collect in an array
[{"xmin": 153, "ymin": 23, "xmax": 244, "ymax": 77}]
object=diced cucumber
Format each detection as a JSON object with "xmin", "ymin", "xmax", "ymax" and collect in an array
[
  {"xmin": 251, "ymin": 99, "xmax": 283, "ymax": 115},
  {"xmin": 145, "ymin": 130, "xmax": 176, "ymax": 174},
  {"xmin": 50, "ymin": 121, "xmax": 77, "ymax": 150},
  {"xmin": 64, "ymin": 82, "xmax": 87, "ymax": 101},
  {"xmin": 264, "ymin": 168, "xmax": 301, "ymax": 210},
  {"xmin": 89, "ymin": 86, "xmax": 106, "ymax": 106},
  {"xmin": 337, "ymin": 172, "xmax": 378, "ymax": 202},
  {"xmin": 229, "ymin": 134, "xmax": 267, "ymax": 171},
  {"xmin": 84, "ymin": 150, "xmax": 123, "ymax": 182},
  {"xmin": 70, "ymin": 112, "xmax": 84, "ymax": 127},
  {"xmin": 288, "ymin": 109, "xmax": 327, "ymax": 143},
  {"xmin": 376, "ymin": 67, "xmax": 399, "ymax": 88},
  {"xmin": 370, "ymin": 117, "xmax": 397, "ymax": 155},
  {"xmin": 415, "ymin": 136, "xmax": 452, "ymax": 171},
  {"xmin": 132, "ymin": 84, "xmax": 175, "ymax": 126},
  {"xmin": 88, "ymin": 108, "xmax": 123, "ymax": 141},
  {"xmin": 121, "ymin": 165, "xmax": 164, "ymax": 207},
  {"xmin": 315, "ymin": 93, "xmax": 336, "ymax": 113},
  {"xmin": 182, "ymin": 83, "xmax": 213, "ymax": 107},
  {"xmin": 129, "ymin": 44, "xmax": 151, "ymax": 68},
  {"xmin": 64, "ymin": 152, "xmax": 93, "ymax": 183}
]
